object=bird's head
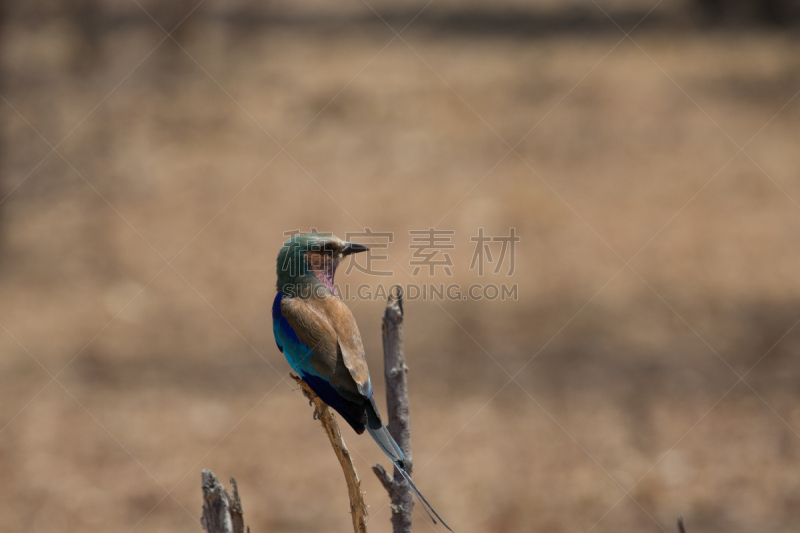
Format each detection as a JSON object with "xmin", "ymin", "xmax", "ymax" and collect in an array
[{"xmin": 276, "ymin": 233, "xmax": 368, "ymax": 297}]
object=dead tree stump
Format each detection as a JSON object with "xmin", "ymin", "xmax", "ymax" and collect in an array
[
  {"xmin": 201, "ymin": 470, "xmax": 248, "ymax": 533},
  {"xmin": 372, "ymin": 288, "xmax": 415, "ymax": 533}
]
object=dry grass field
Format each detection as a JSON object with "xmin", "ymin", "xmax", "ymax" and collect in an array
[{"xmin": 1, "ymin": 1, "xmax": 800, "ymax": 532}]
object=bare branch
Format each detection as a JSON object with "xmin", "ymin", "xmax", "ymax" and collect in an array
[
  {"xmin": 290, "ymin": 374, "xmax": 369, "ymax": 533},
  {"xmin": 371, "ymin": 463, "xmax": 396, "ymax": 494},
  {"xmin": 374, "ymin": 287, "xmax": 414, "ymax": 533}
]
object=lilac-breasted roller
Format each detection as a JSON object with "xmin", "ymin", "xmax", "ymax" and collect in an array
[{"xmin": 272, "ymin": 233, "xmax": 450, "ymax": 530}]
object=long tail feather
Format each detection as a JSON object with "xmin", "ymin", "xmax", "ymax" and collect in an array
[
  {"xmin": 395, "ymin": 462, "xmax": 437, "ymax": 524},
  {"xmin": 392, "ymin": 459, "xmax": 453, "ymax": 532},
  {"xmin": 367, "ymin": 424, "xmax": 405, "ymax": 467},
  {"xmin": 365, "ymin": 402, "xmax": 452, "ymax": 530}
]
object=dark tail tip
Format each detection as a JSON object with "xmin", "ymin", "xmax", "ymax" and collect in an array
[{"xmin": 394, "ymin": 462, "xmax": 453, "ymax": 532}]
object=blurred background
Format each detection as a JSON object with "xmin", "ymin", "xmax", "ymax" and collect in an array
[{"xmin": 2, "ymin": 0, "xmax": 800, "ymax": 532}]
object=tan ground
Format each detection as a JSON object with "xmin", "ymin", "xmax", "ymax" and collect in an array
[{"xmin": 2, "ymin": 1, "xmax": 800, "ymax": 532}]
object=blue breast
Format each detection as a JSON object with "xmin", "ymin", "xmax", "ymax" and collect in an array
[
  {"xmin": 272, "ymin": 292, "xmax": 317, "ymax": 376},
  {"xmin": 272, "ymin": 292, "xmax": 369, "ymax": 433}
]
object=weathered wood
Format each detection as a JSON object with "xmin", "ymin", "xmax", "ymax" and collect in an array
[
  {"xmin": 291, "ymin": 374, "xmax": 369, "ymax": 533},
  {"xmin": 372, "ymin": 287, "xmax": 415, "ymax": 533},
  {"xmin": 201, "ymin": 470, "xmax": 248, "ymax": 533}
]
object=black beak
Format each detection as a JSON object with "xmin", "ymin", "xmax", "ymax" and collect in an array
[{"xmin": 341, "ymin": 242, "xmax": 369, "ymax": 256}]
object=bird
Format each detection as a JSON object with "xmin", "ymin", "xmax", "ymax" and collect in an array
[{"xmin": 272, "ymin": 232, "xmax": 451, "ymax": 530}]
